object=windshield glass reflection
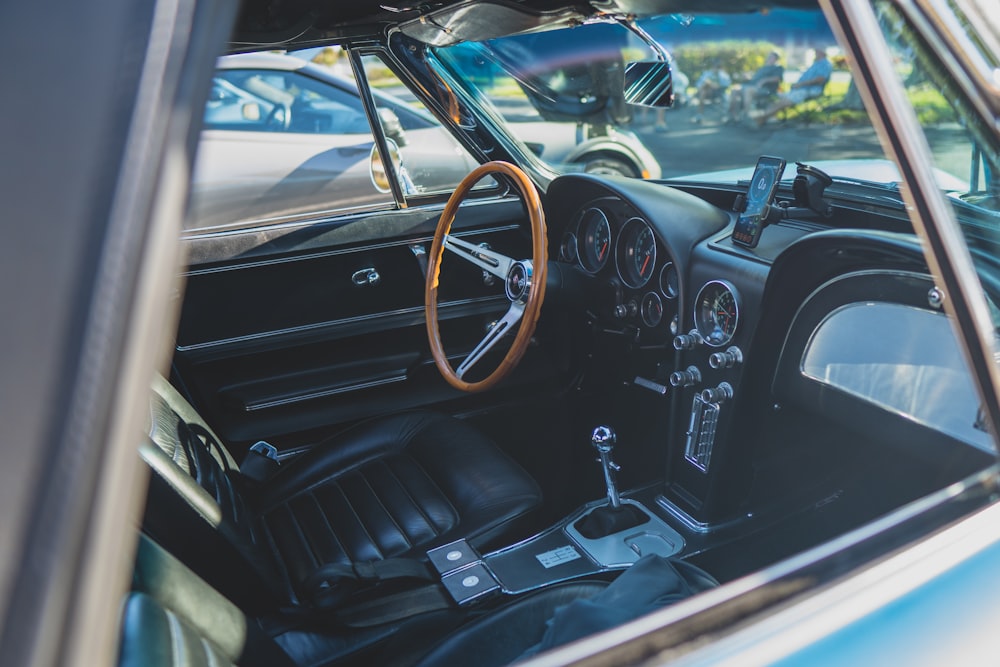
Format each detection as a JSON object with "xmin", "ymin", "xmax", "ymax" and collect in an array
[{"xmin": 431, "ymin": 8, "xmax": 998, "ymax": 219}]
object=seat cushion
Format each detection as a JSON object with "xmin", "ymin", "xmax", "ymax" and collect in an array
[{"xmin": 254, "ymin": 411, "xmax": 542, "ymax": 600}]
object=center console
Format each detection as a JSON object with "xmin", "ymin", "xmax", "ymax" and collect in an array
[{"xmin": 426, "ymin": 426, "xmax": 686, "ymax": 605}]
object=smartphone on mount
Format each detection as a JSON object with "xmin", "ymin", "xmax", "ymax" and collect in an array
[{"xmin": 731, "ymin": 156, "xmax": 786, "ymax": 248}]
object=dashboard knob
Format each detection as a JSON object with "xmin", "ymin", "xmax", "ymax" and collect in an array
[
  {"xmin": 701, "ymin": 382, "xmax": 734, "ymax": 404},
  {"xmin": 708, "ymin": 346, "xmax": 743, "ymax": 369},
  {"xmin": 669, "ymin": 365, "xmax": 702, "ymax": 388},
  {"xmin": 673, "ymin": 330, "xmax": 704, "ymax": 350},
  {"xmin": 613, "ymin": 303, "xmax": 628, "ymax": 319}
]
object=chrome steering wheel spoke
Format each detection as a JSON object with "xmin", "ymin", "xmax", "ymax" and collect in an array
[
  {"xmin": 444, "ymin": 234, "xmax": 515, "ymax": 280},
  {"xmin": 455, "ymin": 301, "xmax": 525, "ymax": 379}
]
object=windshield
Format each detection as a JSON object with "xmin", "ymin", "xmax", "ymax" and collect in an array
[{"xmin": 430, "ymin": 9, "xmax": 999, "ymax": 214}]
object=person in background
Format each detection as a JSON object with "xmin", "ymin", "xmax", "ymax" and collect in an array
[
  {"xmin": 726, "ymin": 51, "xmax": 783, "ymax": 123},
  {"xmin": 691, "ymin": 61, "xmax": 731, "ymax": 123},
  {"xmin": 755, "ymin": 47, "xmax": 832, "ymax": 126}
]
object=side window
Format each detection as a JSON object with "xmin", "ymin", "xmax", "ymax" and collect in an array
[
  {"xmin": 359, "ymin": 54, "xmax": 496, "ymax": 198},
  {"xmin": 188, "ymin": 51, "xmax": 492, "ymax": 233}
]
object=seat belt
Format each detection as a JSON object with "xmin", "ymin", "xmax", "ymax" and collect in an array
[
  {"xmin": 333, "ymin": 583, "xmax": 457, "ymax": 627},
  {"xmin": 303, "ymin": 558, "xmax": 438, "ymax": 608}
]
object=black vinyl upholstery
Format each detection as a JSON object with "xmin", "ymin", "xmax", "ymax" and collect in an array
[
  {"xmin": 257, "ymin": 411, "xmax": 545, "ymax": 595},
  {"xmin": 143, "ymin": 375, "xmax": 542, "ymax": 608},
  {"xmin": 416, "ymin": 556, "xmax": 718, "ymax": 667}
]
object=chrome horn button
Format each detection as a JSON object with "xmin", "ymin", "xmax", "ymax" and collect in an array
[{"xmin": 504, "ymin": 261, "xmax": 533, "ymax": 302}]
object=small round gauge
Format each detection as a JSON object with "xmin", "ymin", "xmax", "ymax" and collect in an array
[
  {"xmin": 576, "ymin": 208, "xmax": 612, "ymax": 274},
  {"xmin": 615, "ymin": 217, "xmax": 656, "ymax": 288},
  {"xmin": 641, "ymin": 292, "xmax": 663, "ymax": 328},
  {"xmin": 694, "ymin": 280, "xmax": 740, "ymax": 347},
  {"xmin": 559, "ymin": 231, "xmax": 578, "ymax": 263},
  {"xmin": 659, "ymin": 262, "xmax": 678, "ymax": 299}
]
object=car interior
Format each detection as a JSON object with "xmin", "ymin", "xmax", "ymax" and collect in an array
[{"xmin": 114, "ymin": 0, "xmax": 1000, "ymax": 666}]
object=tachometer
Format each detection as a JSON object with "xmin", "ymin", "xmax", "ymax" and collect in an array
[
  {"xmin": 694, "ymin": 280, "xmax": 740, "ymax": 347},
  {"xmin": 576, "ymin": 208, "xmax": 612, "ymax": 274},
  {"xmin": 616, "ymin": 217, "xmax": 656, "ymax": 288}
]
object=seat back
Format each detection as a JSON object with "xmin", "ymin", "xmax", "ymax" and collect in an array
[{"xmin": 141, "ymin": 374, "xmax": 292, "ymax": 610}]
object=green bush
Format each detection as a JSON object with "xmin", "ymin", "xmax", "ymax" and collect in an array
[{"xmin": 673, "ymin": 41, "xmax": 783, "ymax": 90}]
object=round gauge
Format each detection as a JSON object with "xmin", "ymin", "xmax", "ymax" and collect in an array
[
  {"xmin": 615, "ymin": 217, "xmax": 657, "ymax": 288},
  {"xmin": 694, "ymin": 280, "xmax": 740, "ymax": 347},
  {"xmin": 559, "ymin": 231, "xmax": 578, "ymax": 263},
  {"xmin": 641, "ymin": 292, "xmax": 663, "ymax": 328},
  {"xmin": 576, "ymin": 208, "xmax": 612, "ymax": 274},
  {"xmin": 659, "ymin": 262, "xmax": 678, "ymax": 299}
]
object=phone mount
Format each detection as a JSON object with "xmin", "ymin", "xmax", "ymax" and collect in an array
[
  {"xmin": 791, "ymin": 162, "xmax": 833, "ymax": 216},
  {"xmin": 763, "ymin": 162, "xmax": 833, "ymax": 224}
]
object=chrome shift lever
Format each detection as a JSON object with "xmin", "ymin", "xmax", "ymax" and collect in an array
[{"xmin": 592, "ymin": 426, "xmax": 622, "ymax": 509}]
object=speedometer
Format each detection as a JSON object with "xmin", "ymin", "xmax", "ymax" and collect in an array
[
  {"xmin": 694, "ymin": 280, "xmax": 740, "ymax": 347},
  {"xmin": 576, "ymin": 208, "xmax": 612, "ymax": 274}
]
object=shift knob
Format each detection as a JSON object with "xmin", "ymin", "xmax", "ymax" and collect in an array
[
  {"xmin": 591, "ymin": 426, "xmax": 621, "ymax": 508},
  {"xmin": 592, "ymin": 425, "xmax": 616, "ymax": 453}
]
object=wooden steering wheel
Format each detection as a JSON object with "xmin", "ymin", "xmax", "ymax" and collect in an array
[{"xmin": 425, "ymin": 161, "xmax": 547, "ymax": 392}]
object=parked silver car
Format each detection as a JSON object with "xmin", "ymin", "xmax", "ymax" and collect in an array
[{"xmin": 191, "ymin": 52, "xmax": 660, "ymax": 230}]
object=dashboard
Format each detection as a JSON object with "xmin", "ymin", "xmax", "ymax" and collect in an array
[
  {"xmin": 557, "ymin": 197, "xmax": 680, "ymax": 339},
  {"xmin": 544, "ymin": 171, "xmax": 831, "ymax": 524},
  {"xmin": 543, "ymin": 169, "xmax": 991, "ymax": 545}
]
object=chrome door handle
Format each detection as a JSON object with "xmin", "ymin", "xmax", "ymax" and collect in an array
[{"xmin": 352, "ymin": 267, "xmax": 380, "ymax": 287}]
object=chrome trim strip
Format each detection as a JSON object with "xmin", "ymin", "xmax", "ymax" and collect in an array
[
  {"xmin": 823, "ymin": 0, "xmax": 1000, "ymax": 451},
  {"xmin": 185, "ymin": 223, "xmax": 521, "ymax": 276},
  {"xmin": 910, "ymin": 0, "xmax": 1000, "ymax": 115},
  {"xmin": 182, "ymin": 194, "xmax": 518, "ymax": 241},
  {"xmin": 243, "ymin": 375, "xmax": 407, "ymax": 411},
  {"xmin": 660, "ymin": 472, "xmax": 1000, "ymax": 667},
  {"xmin": 175, "ymin": 295, "xmax": 507, "ymax": 352},
  {"xmin": 655, "ymin": 494, "xmax": 715, "ymax": 534}
]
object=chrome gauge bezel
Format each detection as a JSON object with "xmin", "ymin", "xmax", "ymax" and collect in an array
[
  {"xmin": 575, "ymin": 207, "xmax": 612, "ymax": 274},
  {"xmin": 615, "ymin": 217, "xmax": 656, "ymax": 288},
  {"xmin": 693, "ymin": 280, "xmax": 740, "ymax": 347},
  {"xmin": 659, "ymin": 261, "xmax": 678, "ymax": 300},
  {"xmin": 640, "ymin": 292, "xmax": 664, "ymax": 328},
  {"xmin": 559, "ymin": 230, "xmax": 578, "ymax": 263}
]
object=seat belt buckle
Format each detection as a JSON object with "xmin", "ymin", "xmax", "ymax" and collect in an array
[
  {"xmin": 241, "ymin": 441, "xmax": 280, "ymax": 483},
  {"xmin": 250, "ymin": 440, "xmax": 279, "ymax": 461}
]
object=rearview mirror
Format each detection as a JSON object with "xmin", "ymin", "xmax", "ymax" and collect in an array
[{"xmin": 623, "ymin": 60, "xmax": 674, "ymax": 108}]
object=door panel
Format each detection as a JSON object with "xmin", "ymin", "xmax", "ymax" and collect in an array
[{"xmin": 172, "ymin": 197, "xmax": 560, "ymax": 450}]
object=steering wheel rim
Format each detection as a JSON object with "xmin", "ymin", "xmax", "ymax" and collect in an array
[{"xmin": 425, "ymin": 161, "xmax": 547, "ymax": 393}]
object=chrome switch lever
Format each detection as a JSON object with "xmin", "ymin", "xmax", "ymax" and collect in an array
[{"xmin": 592, "ymin": 425, "xmax": 622, "ymax": 509}]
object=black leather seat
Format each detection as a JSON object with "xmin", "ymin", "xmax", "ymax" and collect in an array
[
  {"xmin": 142, "ymin": 374, "xmax": 542, "ymax": 610},
  {"xmin": 119, "ymin": 536, "xmax": 716, "ymax": 667}
]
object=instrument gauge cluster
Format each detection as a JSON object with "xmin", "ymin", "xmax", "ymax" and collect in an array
[{"xmin": 559, "ymin": 202, "xmax": 676, "ymax": 337}]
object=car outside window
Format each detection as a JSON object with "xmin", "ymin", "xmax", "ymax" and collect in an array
[{"xmin": 187, "ymin": 51, "xmax": 492, "ymax": 233}]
